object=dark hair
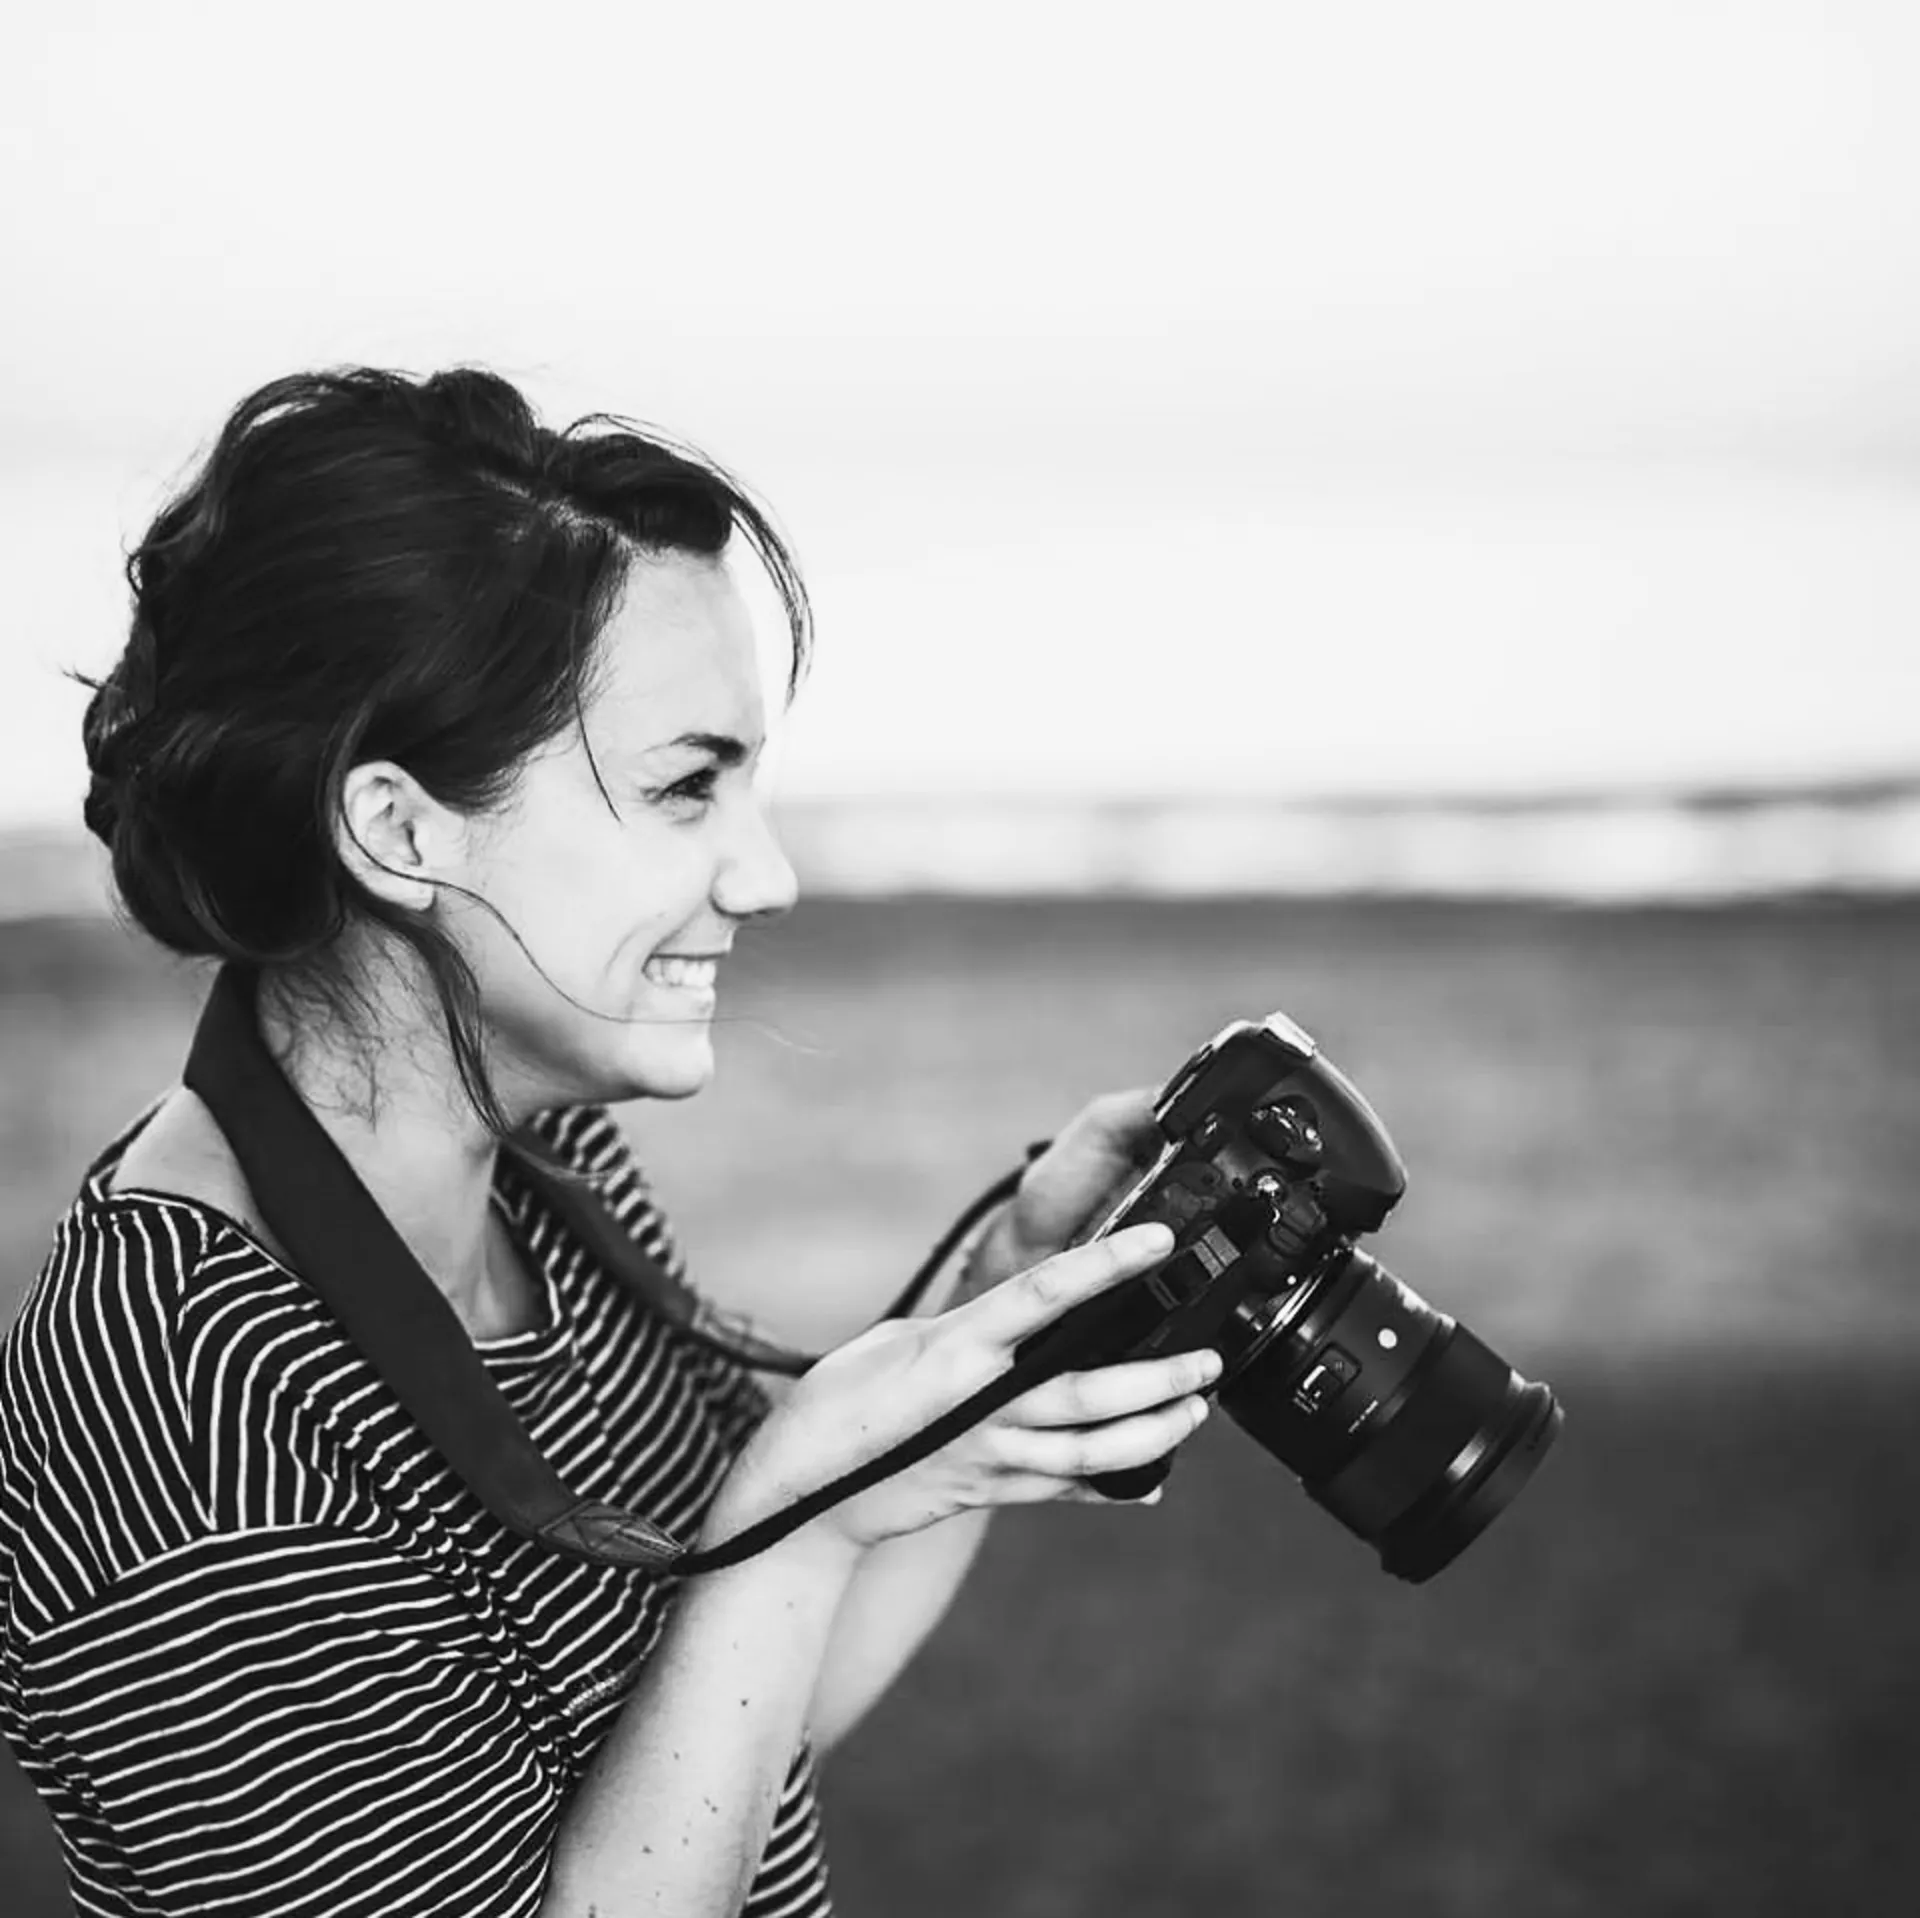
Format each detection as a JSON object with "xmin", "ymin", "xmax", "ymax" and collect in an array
[{"xmin": 80, "ymin": 364, "xmax": 811, "ymax": 1133}]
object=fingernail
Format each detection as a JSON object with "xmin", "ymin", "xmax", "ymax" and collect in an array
[
  {"xmin": 1139, "ymin": 1488, "xmax": 1164, "ymax": 1505},
  {"xmin": 1190, "ymin": 1397, "xmax": 1211, "ymax": 1425}
]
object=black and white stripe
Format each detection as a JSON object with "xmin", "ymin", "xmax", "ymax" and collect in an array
[{"xmin": 0, "ymin": 1104, "xmax": 832, "ymax": 1917}]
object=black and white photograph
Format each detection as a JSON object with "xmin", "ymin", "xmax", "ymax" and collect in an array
[{"xmin": 2, "ymin": 5, "xmax": 1915, "ymax": 1914}]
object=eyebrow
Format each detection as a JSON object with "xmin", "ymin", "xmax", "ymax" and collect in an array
[{"xmin": 649, "ymin": 731, "xmax": 759, "ymax": 767}]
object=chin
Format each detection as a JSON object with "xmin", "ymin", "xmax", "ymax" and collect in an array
[
  {"xmin": 500, "ymin": 995, "xmax": 718, "ymax": 1110},
  {"xmin": 609, "ymin": 1028, "xmax": 717, "ymax": 1103}
]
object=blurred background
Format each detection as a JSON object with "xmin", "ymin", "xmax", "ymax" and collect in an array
[{"xmin": 3, "ymin": 4, "xmax": 1916, "ymax": 1914}]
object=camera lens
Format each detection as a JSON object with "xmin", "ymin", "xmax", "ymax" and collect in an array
[
  {"xmin": 1372, "ymin": 1363, "xmax": 1562, "ymax": 1582},
  {"xmin": 1218, "ymin": 1250, "xmax": 1562, "ymax": 1582}
]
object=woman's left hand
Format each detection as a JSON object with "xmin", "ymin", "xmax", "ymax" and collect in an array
[{"xmin": 958, "ymin": 1087, "xmax": 1165, "ymax": 1303}]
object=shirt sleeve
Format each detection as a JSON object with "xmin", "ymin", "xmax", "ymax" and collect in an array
[{"xmin": 17, "ymin": 1525, "xmax": 562, "ymax": 1918}]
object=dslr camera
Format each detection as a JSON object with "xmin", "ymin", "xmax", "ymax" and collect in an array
[{"xmin": 1012, "ymin": 1012, "xmax": 1563, "ymax": 1581}]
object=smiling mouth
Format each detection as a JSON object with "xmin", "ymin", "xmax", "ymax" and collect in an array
[{"xmin": 643, "ymin": 955, "xmax": 720, "ymax": 992}]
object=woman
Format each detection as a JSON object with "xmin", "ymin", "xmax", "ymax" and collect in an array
[{"xmin": 0, "ymin": 367, "xmax": 1218, "ymax": 1917}]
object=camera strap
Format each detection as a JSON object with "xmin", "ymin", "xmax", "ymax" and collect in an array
[{"xmin": 181, "ymin": 964, "xmax": 1051, "ymax": 1576}]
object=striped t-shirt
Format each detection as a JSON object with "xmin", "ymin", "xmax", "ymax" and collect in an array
[{"xmin": 0, "ymin": 1102, "xmax": 833, "ymax": 1917}]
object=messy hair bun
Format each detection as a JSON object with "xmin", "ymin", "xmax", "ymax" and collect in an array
[{"xmin": 80, "ymin": 364, "xmax": 809, "ymax": 1129}]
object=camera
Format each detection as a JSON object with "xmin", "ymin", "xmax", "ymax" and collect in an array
[{"xmin": 1011, "ymin": 1012, "xmax": 1562, "ymax": 1582}]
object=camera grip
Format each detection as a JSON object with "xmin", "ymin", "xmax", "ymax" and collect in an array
[{"xmin": 1084, "ymin": 1452, "xmax": 1177, "ymax": 1503}]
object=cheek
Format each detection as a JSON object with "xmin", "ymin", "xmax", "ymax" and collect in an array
[{"xmin": 479, "ymin": 819, "xmax": 706, "ymax": 979}]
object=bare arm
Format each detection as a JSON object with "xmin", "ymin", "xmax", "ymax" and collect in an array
[
  {"xmin": 538, "ymin": 1515, "xmax": 861, "ymax": 1918},
  {"xmin": 806, "ymin": 1506, "xmax": 992, "ymax": 1754},
  {"xmin": 540, "ymin": 1223, "xmax": 1207, "ymax": 1914},
  {"xmin": 800, "ymin": 1219, "xmax": 1006, "ymax": 1755}
]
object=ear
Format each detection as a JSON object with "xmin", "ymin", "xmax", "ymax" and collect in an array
[{"xmin": 334, "ymin": 761, "xmax": 464, "ymax": 913}]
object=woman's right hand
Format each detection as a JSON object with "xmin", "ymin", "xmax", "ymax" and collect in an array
[{"xmin": 702, "ymin": 1223, "xmax": 1222, "ymax": 1560}]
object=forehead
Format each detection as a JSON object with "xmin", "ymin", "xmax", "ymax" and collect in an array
[{"xmin": 584, "ymin": 551, "xmax": 765, "ymax": 752}]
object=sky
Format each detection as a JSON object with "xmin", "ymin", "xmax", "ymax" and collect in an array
[{"xmin": 2, "ymin": 0, "xmax": 1916, "ymax": 822}]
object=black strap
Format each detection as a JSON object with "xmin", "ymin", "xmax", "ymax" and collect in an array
[{"xmin": 181, "ymin": 964, "xmax": 1050, "ymax": 1575}]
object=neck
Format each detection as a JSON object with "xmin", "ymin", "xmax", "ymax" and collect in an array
[{"xmin": 257, "ymin": 968, "xmax": 522, "ymax": 1329}]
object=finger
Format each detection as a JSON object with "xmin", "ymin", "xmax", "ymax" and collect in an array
[
  {"xmin": 1078, "ymin": 1085, "xmax": 1158, "ymax": 1140},
  {"xmin": 964, "ymin": 1221, "xmax": 1174, "ymax": 1346},
  {"xmin": 1005, "ymin": 1349, "xmax": 1223, "ymax": 1428},
  {"xmin": 1056, "ymin": 1087, "xmax": 1161, "ymax": 1175},
  {"xmin": 1062, "ymin": 1482, "xmax": 1163, "ymax": 1506},
  {"xmin": 981, "ymin": 1473, "xmax": 1164, "ymax": 1508},
  {"xmin": 1108, "ymin": 1086, "xmax": 1165, "ymax": 1161},
  {"xmin": 993, "ymin": 1394, "xmax": 1209, "ymax": 1478}
]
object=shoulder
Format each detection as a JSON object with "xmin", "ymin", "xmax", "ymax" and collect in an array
[
  {"xmin": 1, "ymin": 1187, "xmax": 230, "ymax": 1630},
  {"xmin": 5, "ymin": 1182, "xmax": 222, "ymax": 1433},
  {"xmin": 2, "ymin": 1106, "xmax": 370, "ymax": 1635},
  {"xmin": 102, "ymin": 1084, "xmax": 290, "ymax": 1261}
]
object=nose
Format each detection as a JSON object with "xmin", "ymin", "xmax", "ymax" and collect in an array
[{"xmin": 712, "ymin": 789, "xmax": 800, "ymax": 926}]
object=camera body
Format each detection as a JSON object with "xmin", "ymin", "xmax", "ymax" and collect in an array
[{"xmin": 1012, "ymin": 1013, "xmax": 1562, "ymax": 1582}]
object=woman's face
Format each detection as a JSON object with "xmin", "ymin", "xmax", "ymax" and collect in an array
[{"xmin": 443, "ymin": 550, "xmax": 799, "ymax": 1111}]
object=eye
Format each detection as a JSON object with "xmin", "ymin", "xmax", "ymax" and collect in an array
[{"xmin": 653, "ymin": 766, "xmax": 721, "ymax": 813}]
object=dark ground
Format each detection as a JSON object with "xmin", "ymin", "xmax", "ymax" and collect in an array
[{"xmin": 3, "ymin": 897, "xmax": 1917, "ymax": 1917}]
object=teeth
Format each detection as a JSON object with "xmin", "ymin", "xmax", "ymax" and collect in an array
[{"xmin": 645, "ymin": 955, "xmax": 718, "ymax": 990}]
